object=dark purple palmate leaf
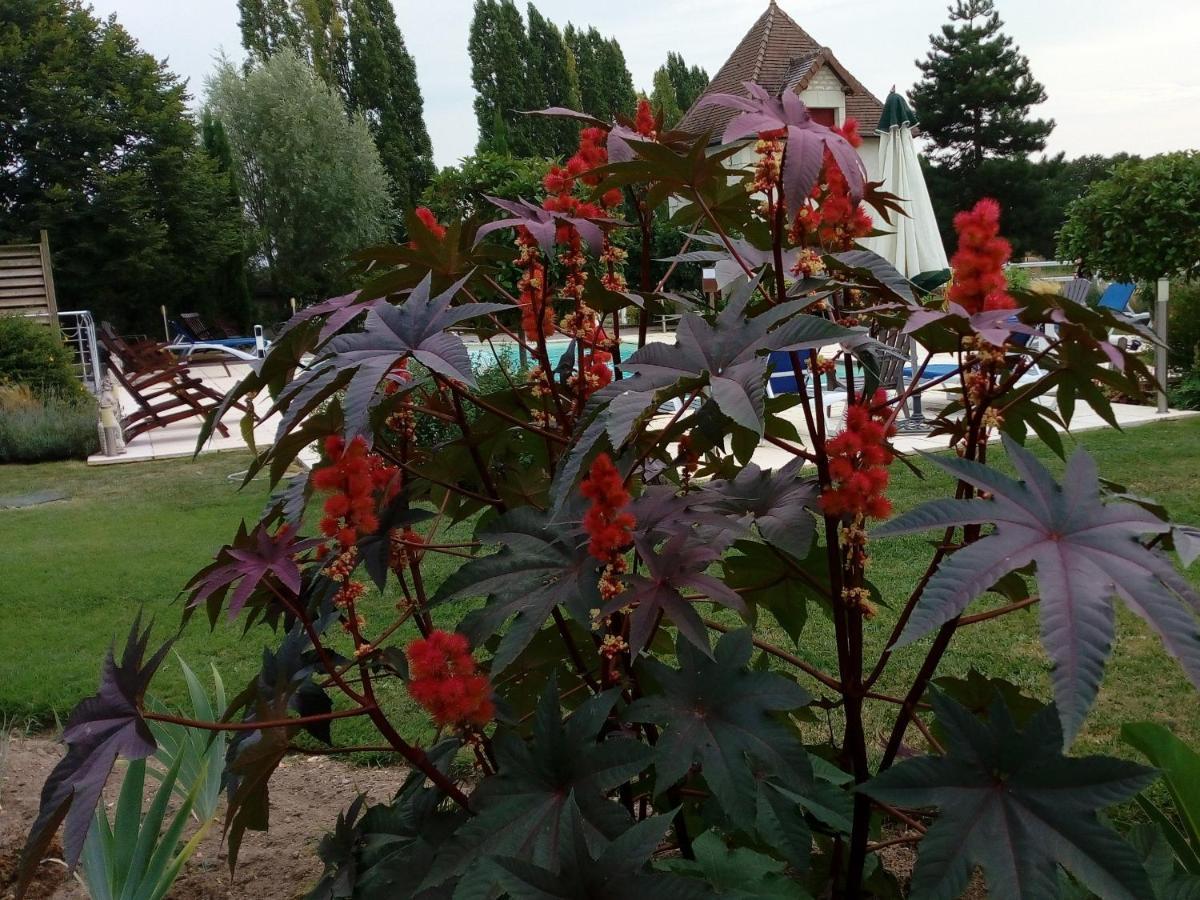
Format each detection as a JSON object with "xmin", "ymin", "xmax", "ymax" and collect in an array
[
  {"xmin": 662, "ymin": 232, "xmax": 836, "ymax": 294},
  {"xmin": 876, "ymin": 434, "xmax": 1200, "ymax": 744},
  {"xmin": 696, "ymin": 81, "xmax": 866, "ymax": 217},
  {"xmin": 862, "ymin": 693, "xmax": 1156, "ymax": 900},
  {"xmin": 276, "ymin": 291, "xmax": 396, "ymax": 344},
  {"xmin": 705, "ymin": 458, "xmax": 818, "ymax": 560},
  {"xmin": 320, "ymin": 272, "xmax": 509, "ymax": 437},
  {"xmin": 19, "ymin": 615, "xmax": 173, "ymax": 892},
  {"xmin": 187, "ymin": 521, "xmax": 321, "ymax": 621},
  {"xmin": 520, "ymin": 105, "xmax": 643, "ymax": 165},
  {"xmin": 604, "ymin": 531, "xmax": 745, "ymax": 655},
  {"xmin": 903, "ymin": 301, "xmax": 1040, "ymax": 346},
  {"xmin": 473, "ymin": 196, "xmax": 622, "ymax": 256},
  {"xmin": 549, "ymin": 273, "xmax": 858, "ymax": 514}
]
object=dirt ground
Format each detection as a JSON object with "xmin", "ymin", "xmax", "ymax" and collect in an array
[
  {"xmin": 0, "ymin": 737, "xmax": 410, "ymax": 900},
  {"xmin": 1, "ymin": 737, "xmax": 983, "ymax": 899}
]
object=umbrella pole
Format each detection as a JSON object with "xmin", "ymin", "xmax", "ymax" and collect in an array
[{"xmin": 895, "ymin": 337, "xmax": 932, "ymax": 434}]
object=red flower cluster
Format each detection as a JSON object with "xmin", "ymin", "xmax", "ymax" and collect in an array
[
  {"xmin": 790, "ymin": 118, "xmax": 873, "ymax": 251},
  {"xmin": 634, "ymin": 97, "xmax": 657, "ymax": 139},
  {"xmin": 410, "ymin": 207, "xmax": 447, "ymax": 246},
  {"xmin": 948, "ymin": 198, "xmax": 1014, "ymax": 314},
  {"xmin": 313, "ymin": 435, "xmax": 398, "ymax": 551},
  {"xmin": 515, "ymin": 230, "xmax": 553, "ymax": 341},
  {"xmin": 820, "ymin": 390, "xmax": 896, "ymax": 520},
  {"xmin": 581, "ymin": 453, "xmax": 634, "ymax": 564},
  {"xmin": 406, "ymin": 630, "xmax": 494, "ymax": 728}
]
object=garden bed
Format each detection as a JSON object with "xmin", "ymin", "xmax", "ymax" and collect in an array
[{"xmin": 0, "ymin": 737, "xmax": 410, "ymax": 899}]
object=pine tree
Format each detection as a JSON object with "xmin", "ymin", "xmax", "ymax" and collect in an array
[
  {"xmin": 469, "ymin": 0, "xmax": 536, "ymax": 156},
  {"xmin": 345, "ymin": 0, "xmax": 435, "ymax": 214},
  {"xmin": 910, "ymin": 0, "xmax": 1053, "ymax": 168},
  {"xmin": 526, "ymin": 3, "xmax": 582, "ymax": 156},
  {"xmin": 649, "ymin": 68, "xmax": 681, "ymax": 127}
]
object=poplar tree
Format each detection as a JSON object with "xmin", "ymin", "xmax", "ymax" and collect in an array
[
  {"xmin": 345, "ymin": 0, "xmax": 435, "ymax": 212},
  {"xmin": 469, "ymin": 0, "xmax": 535, "ymax": 155},
  {"xmin": 237, "ymin": 0, "xmax": 300, "ymax": 63},
  {"xmin": 526, "ymin": 3, "xmax": 582, "ymax": 156},
  {"xmin": 663, "ymin": 51, "xmax": 708, "ymax": 113},
  {"xmin": 649, "ymin": 68, "xmax": 681, "ymax": 127}
]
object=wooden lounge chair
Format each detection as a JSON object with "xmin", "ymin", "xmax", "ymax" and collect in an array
[{"xmin": 98, "ymin": 322, "xmax": 246, "ymax": 441}]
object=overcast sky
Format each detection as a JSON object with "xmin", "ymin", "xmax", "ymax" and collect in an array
[{"xmin": 87, "ymin": 0, "xmax": 1200, "ymax": 169}]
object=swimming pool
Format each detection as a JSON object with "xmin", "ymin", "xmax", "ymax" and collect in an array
[{"xmin": 468, "ymin": 340, "xmax": 645, "ymax": 371}]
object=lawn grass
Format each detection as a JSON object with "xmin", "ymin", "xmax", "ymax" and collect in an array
[{"xmin": 2, "ymin": 418, "xmax": 1199, "ymax": 761}]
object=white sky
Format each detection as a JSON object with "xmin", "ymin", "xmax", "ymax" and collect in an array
[{"xmin": 87, "ymin": 0, "xmax": 1200, "ymax": 169}]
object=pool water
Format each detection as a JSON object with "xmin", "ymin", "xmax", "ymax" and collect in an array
[{"xmin": 469, "ymin": 341, "xmax": 645, "ymax": 372}]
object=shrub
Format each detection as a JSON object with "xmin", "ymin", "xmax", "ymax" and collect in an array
[
  {"xmin": 1169, "ymin": 281, "xmax": 1200, "ymax": 371},
  {"xmin": 0, "ymin": 392, "xmax": 98, "ymax": 462},
  {"xmin": 1059, "ymin": 151, "xmax": 1200, "ymax": 283},
  {"xmin": 0, "ymin": 315, "xmax": 86, "ymax": 399},
  {"xmin": 18, "ymin": 96, "xmax": 1199, "ymax": 900}
]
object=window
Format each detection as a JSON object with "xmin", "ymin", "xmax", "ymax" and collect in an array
[{"xmin": 809, "ymin": 107, "xmax": 837, "ymax": 127}]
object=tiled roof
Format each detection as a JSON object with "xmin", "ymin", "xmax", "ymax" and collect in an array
[{"xmin": 677, "ymin": 1, "xmax": 885, "ymax": 140}]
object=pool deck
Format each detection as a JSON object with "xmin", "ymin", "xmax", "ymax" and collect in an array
[{"xmin": 88, "ymin": 351, "xmax": 1198, "ymax": 468}]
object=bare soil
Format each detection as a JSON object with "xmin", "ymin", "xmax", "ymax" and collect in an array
[
  {"xmin": 0, "ymin": 737, "xmax": 410, "ymax": 900},
  {"xmin": 1, "ymin": 737, "xmax": 986, "ymax": 899}
]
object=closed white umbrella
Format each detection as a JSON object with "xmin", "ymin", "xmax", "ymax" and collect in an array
[
  {"xmin": 863, "ymin": 91, "xmax": 949, "ymax": 431},
  {"xmin": 863, "ymin": 91, "xmax": 948, "ymax": 279}
]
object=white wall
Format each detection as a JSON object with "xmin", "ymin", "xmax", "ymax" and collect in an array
[{"xmin": 799, "ymin": 68, "xmax": 847, "ymax": 123}]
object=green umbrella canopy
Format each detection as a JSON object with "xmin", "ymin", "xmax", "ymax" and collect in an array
[{"xmin": 876, "ymin": 90, "xmax": 917, "ymax": 133}]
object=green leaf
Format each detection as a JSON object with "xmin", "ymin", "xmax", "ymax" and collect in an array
[
  {"xmin": 490, "ymin": 795, "xmax": 716, "ymax": 899},
  {"xmin": 432, "ymin": 508, "xmax": 601, "ymax": 673},
  {"xmin": 1123, "ymin": 722, "xmax": 1200, "ymax": 868},
  {"xmin": 425, "ymin": 682, "xmax": 652, "ymax": 889},
  {"xmin": 663, "ymin": 831, "xmax": 812, "ymax": 898},
  {"xmin": 626, "ymin": 630, "xmax": 820, "ymax": 834},
  {"xmin": 861, "ymin": 693, "xmax": 1156, "ymax": 900}
]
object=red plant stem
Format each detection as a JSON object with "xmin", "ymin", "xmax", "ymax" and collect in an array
[
  {"xmin": 637, "ymin": 205, "xmax": 652, "ymax": 348},
  {"xmin": 652, "ymin": 220, "xmax": 700, "ymax": 293},
  {"xmin": 624, "ymin": 387, "xmax": 702, "ymax": 486},
  {"xmin": 881, "ymin": 350, "xmax": 935, "ymax": 429},
  {"xmin": 873, "ymin": 801, "xmax": 928, "ymax": 834},
  {"xmin": 702, "ymin": 617, "xmax": 842, "ymax": 691},
  {"xmin": 696, "ymin": 192, "xmax": 754, "ymax": 278},
  {"xmin": 764, "ymin": 433, "xmax": 817, "ymax": 462},
  {"xmin": 911, "ymin": 711, "xmax": 947, "ymax": 756},
  {"xmin": 144, "ymin": 707, "xmax": 371, "ymax": 732},
  {"xmin": 287, "ymin": 744, "xmax": 398, "ymax": 756},
  {"xmin": 450, "ymin": 389, "xmax": 507, "ymax": 509},
  {"xmin": 552, "ymin": 607, "xmax": 601, "ymax": 693},
  {"xmin": 867, "ymin": 834, "xmax": 924, "ymax": 853},
  {"xmin": 265, "ymin": 580, "xmax": 368, "ymax": 706},
  {"xmin": 958, "ymin": 596, "xmax": 1039, "ymax": 625}
]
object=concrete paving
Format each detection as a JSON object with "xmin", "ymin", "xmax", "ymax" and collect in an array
[{"xmin": 88, "ymin": 353, "xmax": 1198, "ymax": 469}]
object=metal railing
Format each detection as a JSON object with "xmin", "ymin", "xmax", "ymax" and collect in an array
[
  {"xmin": 58, "ymin": 310, "xmax": 103, "ymax": 393},
  {"xmin": 21, "ymin": 309, "xmax": 103, "ymax": 394}
]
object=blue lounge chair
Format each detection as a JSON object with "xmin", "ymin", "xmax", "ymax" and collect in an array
[
  {"xmin": 1096, "ymin": 283, "xmax": 1148, "ymax": 324},
  {"xmin": 766, "ymin": 350, "xmax": 849, "ymax": 416},
  {"xmin": 169, "ymin": 318, "xmax": 268, "ymax": 361}
]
